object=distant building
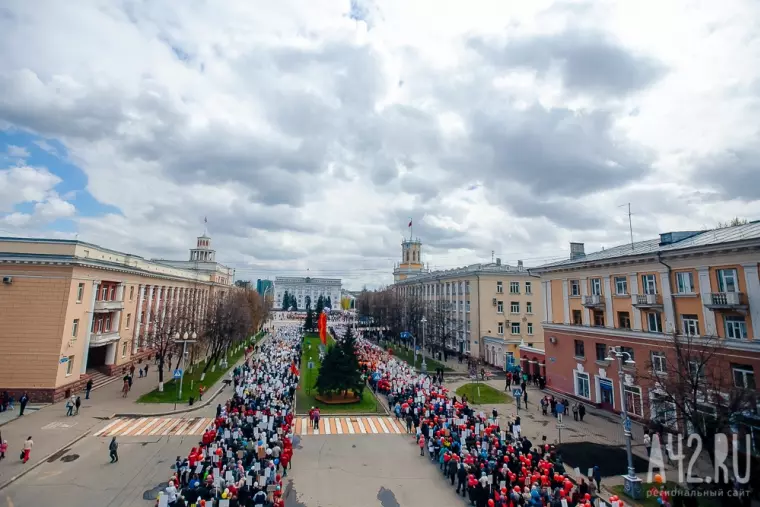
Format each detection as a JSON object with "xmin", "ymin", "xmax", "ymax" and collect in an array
[
  {"xmin": 393, "ymin": 239, "xmax": 428, "ymax": 282},
  {"xmin": 274, "ymin": 276, "xmax": 341, "ymax": 310},
  {"xmin": 235, "ymin": 280, "xmax": 252, "ymax": 290},
  {"xmin": 153, "ymin": 229, "xmax": 234, "ymax": 286},
  {"xmin": 256, "ymin": 279, "xmax": 273, "ymax": 296}
]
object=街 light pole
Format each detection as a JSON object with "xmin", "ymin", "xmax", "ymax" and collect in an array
[
  {"xmin": 420, "ymin": 316, "xmax": 427, "ymax": 374},
  {"xmin": 174, "ymin": 331, "xmax": 197, "ymax": 402},
  {"xmin": 605, "ymin": 345, "xmax": 642, "ymax": 499}
]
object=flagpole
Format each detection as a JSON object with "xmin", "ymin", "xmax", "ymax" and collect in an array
[{"xmin": 410, "ymin": 217, "xmax": 413, "ymax": 242}]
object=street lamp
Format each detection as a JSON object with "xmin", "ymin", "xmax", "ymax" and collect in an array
[
  {"xmin": 605, "ymin": 345, "xmax": 642, "ymax": 499},
  {"xmin": 420, "ymin": 317, "xmax": 428, "ymax": 374},
  {"xmin": 174, "ymin": 331, "xmax": 197, "ymax": 401}
]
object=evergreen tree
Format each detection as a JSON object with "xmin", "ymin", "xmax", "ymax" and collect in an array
[
  {"xmin": 290, "ymin": 294, "xmax": 298, "ymax": 311},
  {"xmin": 326, "ymin": 296, "xmax": 332, "ymax": 309},
  {"xmin": 337, "ymin": 325, "xmax": 364, "ymax": 394},
  {"xmin": 305, "ymin": 295, "xmax": 311, "ymax": 310},
  {"xmin": 304, "ymin": 306, "xmax": 315, "ymax": 332},
  {"xmin": 315, "ymin": 344, "xmax": 341, "ymax": 395},
  {"xmin": 281, "ymin": 291, "xmax": 290, "ymax": 311},
  {"xmin": 314, "ymin": 326, "xmax": 364, "ymax": 398},
  {"xmin": 316, "ymin": 295, "xmax": 325, "ymax": 314}
]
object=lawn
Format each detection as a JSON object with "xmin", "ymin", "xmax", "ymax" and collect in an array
[
  {"xmin": 137, "ymin": 331, "xmax": 266, "ymax": 404},
  {"xmin": 386, "ymin": 345, "xmax": 453, "ymax": 372},
  {"xmin": 455, "ymin": 383, "xmax": 512, "ymax": 405},
  {"xmin": 296, "ymin": 332, "xmax": 383, "ymax": 414}
]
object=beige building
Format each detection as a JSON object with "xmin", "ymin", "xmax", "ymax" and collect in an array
[
  {"xmin": 0, "ymin": 232, "xmax": 233, "ymax": 402},
  {"xmin": 394, "ymin": 254, "xmax": 544, "ymax": 367}
]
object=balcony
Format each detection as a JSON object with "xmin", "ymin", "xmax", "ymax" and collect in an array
[
  {"xmin": 582, "ymin": 294, "xmax": 604, "ymax": 308},
  {"xmin": 633, "ymin": 293, "xmax": 663, "ymax": 309},
  {"xmin": 94, "ymin": 299, "xmax": 124, "ymax": 312},
  {"xmin": 89, "ymin": 330, "xmax": 120, "ymax": 346},
  {"xmin": 703, "ymin": 292, "xmax": 748, "ymax": 310}
]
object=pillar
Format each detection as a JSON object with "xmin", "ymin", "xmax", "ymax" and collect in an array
[
  {"xmin": 581, "ymin": 277, "xmax": 590, "ymax": 325},
  {"xmin": 659, "ymin": 271, "xmax": 675, "ymax": 333},
  {"xmin": 743, "ymin": 264, "xmax": 760, "ymax": 339},
  {"xmin": 562, "ymin": 279, "xmax": 570, "ymax": 324},
  {"xmin": 81, "ymin": 280, "xmax": 101, "ymax": 374},
  {"xmin": 697, "ymin": 267, "xmax": 717, "ymax": 335},
  {"xmin": 629, "ymin": 272, "xmax": 642, "ymax": 331},
  {"xmin": 133, "ymin": 285, "xmax": 145, "ymax": 353},
  {"xmin": 105, "ymin": 342, "xmax": 117, "ymax": 366},
  {"xmin": 544, "ymin": 281, "xmax": 553, "ymax": 323},
  {"xmin": 603, "ymin": 276, "xmax": 613, "ymax": 327},
  {"xmin": 144, "ymin": 284, "xmax": 155, "ymax": 339}
]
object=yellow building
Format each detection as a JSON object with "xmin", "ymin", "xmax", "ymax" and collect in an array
[{"xmin": 393, "ymin": 239, "xmax": 428, "ymax": 282}]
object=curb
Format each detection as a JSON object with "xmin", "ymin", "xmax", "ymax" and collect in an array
[
  {"xmin": 0, "ymin": 430, "xmax": 91, "ymax": 490},
  {"xmin": 110, "ymin": 383, "xmax": 226, "ymax": 419}
]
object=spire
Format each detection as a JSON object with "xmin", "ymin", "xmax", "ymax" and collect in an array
[{"xmin": 203, "ymin": 216, "xmax": 209, "ymax": 237}]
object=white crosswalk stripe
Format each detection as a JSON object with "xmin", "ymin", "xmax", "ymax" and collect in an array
[
  {"xmin": 299, "ymin": 416, "xmax": 403, "ymax": 437},
  {"xmin": 94, "ymin": 416, "xmax": 213, "ymax": 437}
]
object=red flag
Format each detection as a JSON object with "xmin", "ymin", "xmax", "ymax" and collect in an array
[
  {"xmin": 318, "ymin": 312, "xmax": 327, "ymax": 345},
  {"xmin": 290, "ymin": 361, "xmax": 299, "ymax": 376},
  {"xmin": 408, "ymin": 219, "xmax": 412, "ymax": 227}
]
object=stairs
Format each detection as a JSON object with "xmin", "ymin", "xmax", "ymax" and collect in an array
[{"xmin": 86, "ymin": 369, "xmax": 121, "ymax": 391}]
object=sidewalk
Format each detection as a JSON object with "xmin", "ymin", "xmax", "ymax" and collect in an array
[{"xmin": 0, "ymin": 337, "xmax": 266, "ymax": 489}]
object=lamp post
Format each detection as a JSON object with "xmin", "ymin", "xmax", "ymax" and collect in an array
[
  {"xmin": 174, "ymin": 331, "xmax": 197, "ymax": 401},
  {"xmin": 605, "ymin": 345, "xmax": 642, "ymax": 499},
  {"xmin": 420, "ymin": 317, "xmax": 427, "ymax": 374}
]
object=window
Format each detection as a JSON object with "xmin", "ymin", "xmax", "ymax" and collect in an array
[
  {"xmin": 574, "ymin": 340, "xmax": 585, "ymax": 358},
  {"xmin": 624, "ymin": 385, "xmax": 644, "ymax": 417},
  {"xmin": 572, "ymin": 310, "xmax": 583, "ymax": 325},
  {"xmin": 725, "ymin": 316, "xmax": 748, "ymax": 339},
  {"xmin": 511, "ymin": 322, "xmax": 521, "ymax": 335},
  {"xmin": 595, "ymin": 343, "xmax": 607, "ymax": 361},
  {"xmin": 129, "ymin": 286, "xmax": 134, "ymax": 300},
  {"xmin": 689, "ymin": 360, "xmax": 705, "ymax": 379},
  {"xmin": 717, "ymin": 269, "xmax": 738, "ymax": 293},
  {"xmin": 618, "ymin": 311, "xmax": 631, "ymax": 329},
  {"xmin": 570, "ymin": 280, "xmax": 580, "ymax": 296},
  {"xmin": 465, "ymin": 281, "xmax": 470, "ymax": 294},
  {"xmin": 510, "ymin": 281, "xmax": 520, "ymax": 294},
  {"xmin": 109, "ymin": 286, "xmax": 115, "ymax": 300},
  {"xmin": 681, "ymin": 314, "xmax": 700, "ymax": 336},
  {"xmin": 675, "ymin": 272, "xmax": 694, "ymax": 294},
  {"xmin": 467, "ymin": 320, "xmax": 471, "ymax": 331},
  {"xmin": 591, "ymin": 278, "xmax": 602, "ymax": 296},
  {"xmin": 466, "ymin": 300, "xmax": 470, "ymax": 312},
  {"xmin": 732, "ymin": 365, "xmax": 756, "ymax": 389},
  {"xmin": 76, "ymin": 283, "xmax": 84, "ymax": 302},
  {"xmin": 72, "ymin": 319, "xmax": 79, "ymax": 338},
  {"xmin": 510, "ymin": 301, "xmax": 520, "ymax": 314},
  {"xmin": 525, "ymin": 281, "xmax": 532, "ymax": 295},
  {"xmin": 614, "ymin": 276, "xmax": 628, "ymax": 295},
  {"xmin": 125, "ymin": 313, "xmax": 131, "ymax": 329},
  {"xmin": 621, "ymin": 346, "xmax": 635, "ymax": 362},
  {"xmin": 497, "ymin": 322, "xmax": 504, "ymax": 335},
  {"xmin": 642, "ymin": 274, "xmax": 657, "ymax": 295},
  {"xmin": 527, "ymin": 322, "xmax": 534, "ymax": 335},
  {"xmin": 496, "ymin": 281, "xmax": 503, "ymax": 293},
  {"xmin": 574, "ymin": 371, "xmax": 591, "ymax": 399},
  {"xmin": 122, "ymin": 341, "xmax": 128, "ymax": 358},
  {"xmin": 497, "ymin": 301, "xmax": 504, "ymax": 313},
  {"xmin": 651, "ymin": 351, "xmax": 666, "ymax": 373},
  {"xmin": 647, "ymin": 312, "xmax": 662, "ymax": 333},
  {"xmin": 593, "ymin": 311, "xmax": 605, "ymax": 327},
  {"xmin": 526, "ymin": 302, "xmax": 533, "ymax": 314},
  {"xmin": 104, "ymin": 315, "xmax": 111, "ymax": 332},
  {"xmin": 100, "ymin": 286, "xmax": 108, "ymax": 300}
]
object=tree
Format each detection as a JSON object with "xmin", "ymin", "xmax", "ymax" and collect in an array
[
  {"xmin": 305, "ymin": 295, "xmax": 311, "ymax": 310},
  {"xmin": 716, "ymin": 217, "xmax": 749, "ymax": 228},
  {"xmin": 326, "ymin": 296, "xmax": 332, "ymax": 309},
  {"xmin": 316, "ymin": 295, "xmax": 324, "ymax": 314},
  {"xmin": 290, "ymin": 294, "xmax": 298, "ymax": 311},
  {"xmin": 641, "ymin": 332, "xmax": 757, "ymax": 469},
  {"xmin": 143, "ymin": 300, "xmax": 200, "ymax": 392},
  {"xmin": 315, "ymin": 326, "xmax": 364, "ymax": 398},
  {"xmin": 304, "ymin": 305, "xmax": 315, "ymax": 332},
  {"xmin": 281, "ymin": 291, "xmax": 290, "ymax": 311},
  {"xmin": 243, "ymin": 288, "xmax": 271, "ymax": 336},
  {"xmin": 199, "ymin": 292, "xmax": 252, "ymax": 377}
]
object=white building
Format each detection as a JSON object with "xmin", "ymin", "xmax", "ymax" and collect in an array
[
  {"xmin": 154, "ymin": 230, "xmax": 234, "ymax": 286},
  {"xmin": 275, "ymin": 276, "xmax": 341, "ymax": 310}
]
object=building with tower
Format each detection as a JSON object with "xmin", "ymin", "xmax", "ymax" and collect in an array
[
  {"xmin": 0, "ymin": 226, "xmax": 234, "ymax": 402},
  {"xmin": 274, "ymin": 276, "xmax": 341, "ymax": 310},
  {"xmin": 393, "ymin": 238, "xmax": 428, "ymax": 282}
]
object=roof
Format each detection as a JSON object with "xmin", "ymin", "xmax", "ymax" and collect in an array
[
  {"xmin": 537, "ymin": 221, "xmax": 760, "ymax": 271},
  {"xmin": 396, "ymin": 261, "xmax": 534, "ymax": 284}
]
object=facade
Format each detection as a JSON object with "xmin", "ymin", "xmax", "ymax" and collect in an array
[
  {"xmin": 393, "ymin": 239, "xmax": 428, "ymax": 282},
  {"xmin": 534, "ymin": 222, "xmax": 760, "ymax": 423},
  {"xmin": 256, "ymin": 279, "xmax": 274, "ymax": 296},
  {"xmin": 274, "ymin": 276, "xmax": 341, "ymax": 310},
  {"xmin": 0, "ymin": 233, "xmax": 233, "ymax": 402},
  {"xmin": 153, "ymin": 231, "xmax": 234, "ymax": 285},
  {"xmin": 394, "ymin": 257, "xmax": 544, "ymax": 367}
]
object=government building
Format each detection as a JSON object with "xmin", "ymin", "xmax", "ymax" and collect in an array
[
  {"xmin": 0, "ymin": 230, "xmax": 234, "ymax": 402},
  {"xmin": 274, "ymin": 276, "xmax": 341, "ymax": 310}
]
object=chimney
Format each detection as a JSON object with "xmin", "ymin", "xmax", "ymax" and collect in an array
[
  {"xmin": 517, "ymin": 260, "xmax": 523, "ymax": 270},
  {"xmin": 570, "ymin": 242, "xmax": 585, "ymax": 260},
  {"xmin": 496, "ymin": 258, "xmax": 501, "ymax": 266}
]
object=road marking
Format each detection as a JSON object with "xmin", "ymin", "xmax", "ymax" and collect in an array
[
  {"xmin": 334, "ymin": 419, "xmax": 343, "ymax": 434},
  {"xmin": 149, "ymin": 418, "xmax": 173, "ymax": 435},
  {"xmin": 135, "ymin": 418, "xmax": 161, "ymax": 436},
  {"xmin": 187, "ymin": 418, "xmax": 208, "ymax": 435},
  {"xmin": 94, "ymin": 419, "xmax": 123, "ymax": 437},
  {"xmin": 386, "ymin": 417, "xmax": 402, "ymax": 434},
  {"xmin": 365, "ymin": 417, "xmax": 379, "ymax": 434},
  {"xmin": 376, "ymin": 418, "xmax": 389, "ymax": 434},
  {"xmin": 344, "ymin": 417, "xmax": 355, "ymax": 434},
  {"xmin": 298, "ymin": 416, "xmax": 403, "ymax": 436},
  {"xmin": 323, "ymin": 419, "xmax": 331, "ymax": 435},
  {"xmin": 356, "ymin": 418, "xmax": 367, "ymax": 434}
]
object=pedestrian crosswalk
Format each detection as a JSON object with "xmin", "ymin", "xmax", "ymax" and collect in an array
[
  {"xmin": 298, "ymin": 416, "xmax": 405, "ymax": 436},
  {"xmin": 94, "ymin": 416, "xmax": 214, "ymax": 437}
]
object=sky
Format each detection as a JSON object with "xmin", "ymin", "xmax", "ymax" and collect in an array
[{"xmin": 1, "ymin": 0, "xmax": 759, "ymax": 290}]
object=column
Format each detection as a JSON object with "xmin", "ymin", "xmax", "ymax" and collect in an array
[
  {"xmin": 697, "ymin": 267, "xmax": 717, "ymax": 335},
  {"xmin": 603, "ymin": 276, "xmax": 613, "ymax": 327},
  {"xmin": 168, "ymin": 287, "xmax": 176, "ymax": 324},
  {"xmin": 144, "ymin": 285, "xmax": 155, "ymax": 344},
  {"xmin": 81, "ymin": 280, "xmax": 101, "ymax": 374},
  {"xmin": 562, "ymin": 280, "xmax": 570, "ymax": 324},
  {"xmin": 105, "ymin": 342, "xmax": 117, "ymax": 365},
  {"xmin": 133, "ymin": 285, "xmax": 145, "ymax": 353},
  {"xmin": 742, "ymin": 264, "xmax": 760, "ymax": 339},
  {"xmin": 543, "ymin": 281, "xmax": 553, "ymax": 323},
  {"xmin": 659, "ymin": 271, "xmax": 675, "ymax": 333},
  {"xmin": 630, "ymin": 272, "xmax": 642, "ymax": 331},
  {"xmin": 116, "ymin": 283, "xmax": 125, "ymax": 302},
  {"xmin": 581, "ymin": 277, "xmax": 590, "ymax": 325},
  {"xmin": 154, "ymin": 286, "xmax": 164, "ymax": 327}
]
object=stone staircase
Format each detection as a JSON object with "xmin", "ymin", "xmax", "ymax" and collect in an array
[{"xmin": 86, "ymin": 369, "xmax": 121, "ymax": 391}]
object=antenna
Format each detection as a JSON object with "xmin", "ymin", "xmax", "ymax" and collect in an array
[
  {"xmin": 491, "ymin": 250, "xmax": 495, "ymax": 263},
  {"xmin": 619, "ymin": 203, "xmax": 634, "ymax": 250}
]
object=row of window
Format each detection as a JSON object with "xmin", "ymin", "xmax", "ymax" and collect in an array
[
  {"xmin": 496, "ymin": 301, "xmax": 533, "ymax": 314},
  {"xmin": 497, "ymin": 321, "xmax": 534, "ymax": 336},
  {"xmin": 568, "ymin": 269, "xmax": 740, "ymax": 297},
  {"xmin": 496, "ymin": 281, "xmax": 532, "ymax": 295},
  {"xmin": 76, "ymin": 283, "xmax": 199, "ymax": 304},
  {"xmin": 570, "ymin": 307, "xmax": 749, "ymax": 339},
  {"xmin": 71, "ymin": 312, "xmax": 133, "ymax": 339}
]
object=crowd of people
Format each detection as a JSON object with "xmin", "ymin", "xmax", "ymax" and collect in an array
[
  {"xmin": 346, "ymin": 326, "xmax": 607, "ymax": 507},
  {"xmin": 157, "ymin": 326, "xmax": 301, "ymax": 507}
]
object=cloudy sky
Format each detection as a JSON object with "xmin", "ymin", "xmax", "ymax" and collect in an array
[{"xmin": 1, "ymin": 0, "xmax": 759, "ymax": 289}]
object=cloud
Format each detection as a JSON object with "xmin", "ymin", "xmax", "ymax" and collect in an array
[
  {"xmin": 6, "ymin": 144, "xmax": 29, "ymax": 158},
  {"xmin": 0, "ymin": 165, "xmax": 61, "ymax": 211}
]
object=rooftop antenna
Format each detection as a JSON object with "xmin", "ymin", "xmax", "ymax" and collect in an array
[
  {"xmin": 491, "ymin": 250, "xmax": 495, "ymax": 263},
  {"xmin": 619, "ymin": 203, "xmax": 634, "ymax": 250}
]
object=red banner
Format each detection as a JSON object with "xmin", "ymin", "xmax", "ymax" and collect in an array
[{"xmin": 318, "ymin": 312, "xmax": 327, "ymax": 345}]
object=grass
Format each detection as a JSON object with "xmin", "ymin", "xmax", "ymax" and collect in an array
[
  {"xmin": 296, "ymin": 332, "xmax": 383, "ymax": 414},
  {"xmin": 455, "ymin": 383, "xmax": 512, "ymax": 405},
  {"xmin": 137, "ymin": 331, "xmax": 266, "ymax": 404},
  {"xmin": 386, "ymin": 345, "xmax": 454, "ymax": 372},
  {"xmin": 611, "ymin": 482, "xmax": 718, "ymax": 507}
]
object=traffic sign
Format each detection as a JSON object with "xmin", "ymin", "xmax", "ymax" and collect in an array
[
  {"xmin": 623, "ymin": 417, "xmax": 632, "ymax": 432},
  {"xmin": 512, "ymin": 388, "xmax": 523, "ymax": 398},
  {"xmin": 556, "ymin": 424, "xmax": 565, "ymax": 429},
  {"xmin": 307, "ymin": 361, "xmax": 315, "ymax": 369},
  {"xmin": 173, "ymin": 369, "xmax": 183, "ymax": 379}
]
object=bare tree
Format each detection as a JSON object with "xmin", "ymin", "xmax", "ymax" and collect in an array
[
  {"xmin": 143, "ymin": 301, "xmax": 200, "ymax": 392},
  {"xmin": 199, "ymin": 291, "xmax": 252, "ymax": 379},
  {"xmin": 243, "ymin": 288, "xmax": 271, "ymax": 336}
]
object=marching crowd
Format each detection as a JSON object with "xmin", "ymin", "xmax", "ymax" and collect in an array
[{"xmin": 158, "ymin": 326, "xmax": 301, "ymax": 507}]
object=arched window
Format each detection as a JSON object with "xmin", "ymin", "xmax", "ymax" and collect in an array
[{"xmin": 406, "ymin": 251, "xmax": 409, "ymax": 262}]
